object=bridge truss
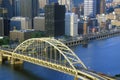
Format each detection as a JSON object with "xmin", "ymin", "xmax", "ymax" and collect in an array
[
  {"xmin": 13, "ymin": 38, "xmax": 87, "ymax": 76},
  {"xmin": 0, "ymin": 38, "xmax": 115, "ymax": 80},
  {"xmin": 14, "ymin": 38, "xmax": 87, "ymax": 68}
]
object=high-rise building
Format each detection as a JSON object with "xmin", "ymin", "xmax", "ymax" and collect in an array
[
  {"xmin": 0, "ymin": 0, "xmax": 14, "ymax": 18},
  {"xmin": 14, "ymin": 0, "xmax": 20, "ymax": 16},
  {"xmin": 96, "ymin": 0, "xmax": 105, "ymax": 14},
  {"xmin": 10, "ymin": 17, "xmax": 32, "ymax": 30},
  {"xmin": 45, "ymin": 3, "xmax": 65, "ymax": 37},
  {"xmin": 0, "ymin": 0, "xmax": 2, "ymax": 6},
  {"xmin": 73, "ymin": 0, "xmax": 83, "ymax": 7},
  {"xmin": 113, "ymin": 0, "xmax": 120, "ymax": 2},
  {"xmin": 0, "ymin": 17, "xmax": 10, "ymax": 36},
  {"xmin": 49, "ymin": 0, "xmax": 58, "ymax": 3},
  {"xmin": 14, "ymin": 0, "xmax": 38, "ymax": 18},
  {"xmin": 38, "ymin": 0, "xmax": 49, "ymax": 9},
  {"xmin": 78, "ymin": 20, "xmax": 88, "ymax": 35},
  {"xmin": 0, "ymin": 17, "xmax": 4, "ymax": 36},
  {"xmin": 83, "ymin": 21, "xmax": 88, "ymax": 35},
  {"xmin": 4, "ymin": 19, "xmax": 10, "ymax": 36},
  {"xmin": 33, "ymin": 16, "xmax": 45, "ymax": 31},
  {"xmin": 10, "ymin": 29, "xmax": 36, "ymax": 41},
  {"xmin": 72, "ymin": 7, "xmax": 80, "ymax": 18},
  {"xmin": 65, "ymin": 13, "xmax": 78, "ymax": 36},
  {"xmin": 84, "ymin": 0, "xmax": 96, "ymax": 17},
  {"xmin": 58, "ymin": 0, "xmax": 73, "ymax": 11},
  {"xmin": 0, "ymin": 8, "xmax": 8, "ymax": 18},
  {"xmin": 14, "ymin": 0, "xmax": 38, "ymax": 28},
  {"xmin": 97, "ymin": 14, "xmax": 106, "ymax": 31},
  {"xmin": 79, "ymin": 3, "xmax": 84, "ymax": 15}
]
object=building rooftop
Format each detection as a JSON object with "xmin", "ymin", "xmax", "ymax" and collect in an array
[
  {"xmin": 34, "ymin": 16, "xmax": 45, "ymax": 19},
  {"xmin": 10, "ymin": 29, "xmax": 35, "ymax": 33},
  {"xmin": 0, "ymin": 17, "xmax": 3, "ymax": 19},
  {"xmin": 11, "ymin": 17, "xmax": 29, "ymax": 20}
]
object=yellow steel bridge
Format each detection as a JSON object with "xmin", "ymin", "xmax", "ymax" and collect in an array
[{"xmin": 0, "ymin": 38, "xmax": 115, "ymax": 80}]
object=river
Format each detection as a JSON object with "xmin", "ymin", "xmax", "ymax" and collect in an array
[{"xmin": 0, "ymin": 36, "xmax": 120, "ymax": 80}]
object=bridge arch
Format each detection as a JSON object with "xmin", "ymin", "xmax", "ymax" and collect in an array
[{"xmin": 13, "ymin": 38, "xmax": 87, "ymax": 72}]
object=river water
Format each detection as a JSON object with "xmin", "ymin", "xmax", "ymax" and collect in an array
[{"xmin": 0, "ymin": 36, "xmax": 120, "ymax": 80}]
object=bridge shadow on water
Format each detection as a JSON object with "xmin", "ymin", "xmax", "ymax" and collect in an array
[
  {"xmin": 0, "ymin": 63, "xmax": 46, "ymax": 80},
  {"xmin": 0, "ymin": 62, "xmax": 75, "ymax": 80},
  {"xmin": 23, "ymin": 62, "xmax": 74, "ymax": 80}
]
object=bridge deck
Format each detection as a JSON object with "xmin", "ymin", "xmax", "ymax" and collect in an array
[{"xmin": 0, "ymin": 49, "xmax": 115, "ymax": 80}]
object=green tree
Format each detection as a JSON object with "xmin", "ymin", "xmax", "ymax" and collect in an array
[
  {"xmin": 0, "ymin": 39, "xmax": 3, "ymax": 45},
  {"xmin": 31, "ymin": 31, "xmax": 47, "ymax": 38},
  {"xmin": 0, "ymin": 37, "xmax": 10, "ymax": 45}
]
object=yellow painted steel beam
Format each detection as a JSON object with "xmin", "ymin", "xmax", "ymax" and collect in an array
[{"xmin": 13, "ymin": 38, "xmax": 87, "ymax": 71}]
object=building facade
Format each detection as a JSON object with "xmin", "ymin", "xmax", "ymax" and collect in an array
[
  {"xmin": 38, "ymin": 0, "xmax": 49, "ymax": 9},
  {"xmin": 0, "ymin": 8, "xmax": 8, "ymax": 18},
  {"xmin": 113, "ymin": 0, "xmax": 120, "ymax": 3},
  {"xmin": 96, "ymin": 0, "xmax": 105, "ymax": 14},
  {"xmin": 45, "ymin": 3, "xmax": 65, "ymax": 37},
  {"xmin": 0, "ymin": 17, "xmax": 4, "ymax": 36},
  {"xmin": 0, "ymin": 0, "xmax": 14, "ymax": 18},
  {"xmin": 84, "ymin": 0, "xmax": 96, "ymax": 17},
  {"xmin": 14, "ymin": 0, "xmax": 38, "ymax": 18},
  {"xmin": 58, "ymin": 0, "xmax": 73, "ymax": 11},
  {"xmin": 97, "ymin": 14, "xmax": 107, "ymax": 31},
  {"xmin": 78, "ymin": 20, "xmax": 88, "ymax": 35},
  {"xmin": 33, "ymin": 16, "xmax": 45, "ymax": 31},
  {"xmin": 10, "ymin": 29, "xmax": 36, "ymax": 42},
  {"xmin": 65, "ymin": 13, "xmax": 78, "ymax": 36},
  {"xmin": 10, "ymin": 17, "xmax": 32, "ymax": 30},
  {"xmin": 0, "ymin": 17, "xmax": 10, "ymax": 36}
]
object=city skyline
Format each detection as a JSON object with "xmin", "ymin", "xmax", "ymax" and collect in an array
[{"xmin": 0, "ymin": 0, "xmax": 120, "ymax": 80}]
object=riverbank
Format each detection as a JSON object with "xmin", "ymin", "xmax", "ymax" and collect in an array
[
  {"xmin": 114, "ymin": 74, "xmax": 120, "ymax": 79},
  {"xmin": 63, "ymin": 30, "xmax": 120, "ymax": 47}
]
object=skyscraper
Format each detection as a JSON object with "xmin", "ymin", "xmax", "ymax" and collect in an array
[
  {"xmin": 0, "ymin": 17, "xmax": 4, "ymax": 36},
  {"xmin": 14, "ymin": 0, "xmax": 38, "ymax": 28},
  {"xmin": 58, "ymin": 0, "xmax": 73, "ymax": 11},
  {"xmin": 73, "ymin": 0, "xmax": 83, "ymax": 7},
  {"xmin": 33, "ymin": 16, "xmax": 45, "ymax": 31},
  {"xmin": 10, "ymin": 17, "xmax": 32, "ymax": 30},
  {"xmin": 14, "ymin": 0, "xmax": 20, "ymax": 16},
  {"xmin": 65, "ymin": 13, "xmax": 78, "ymax": 36},
  {"xmin": 49, "ymin": 0, "xmax": 58, "ymax": 4},
  {"xmin": 0, "ymin": 0, "xmax": 14, "ymax": 18},
  {"xmin": 14, "ymin": 0, "xmax": 38, "ymax": 18},
  {"xmin": 0, "ymin": 8, "xmax": 8, "ymax": 18},
  {"xmin": 3, "ymin": 19, "xmax": 10, "ymax": 36},
  {"xmin": 45, "ymin": 3, "xmax": 65, "ymax": 37},
  {"xmin": 0, "ymin": 0, "xmax": 2, "ymax": 6},
  {"xmin": 0, "ymin": 17, "xmax": 10, "ymax": 36},
  {"xmin": 96, "ymin": 0, "xmax": 105, "ymax": 14},
  {"xmin": 113, "ymin": 0, "xmax": 120, "ymax": 2},
  {"xmin": 84, "ymin": 0, "xmax": 96, "ymax": 17},
  {"xmin": 38, "ymin": 0, "xmax": 49, "ymax": 9}
]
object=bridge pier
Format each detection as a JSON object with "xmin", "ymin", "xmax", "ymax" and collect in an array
[
  {"xmin": 10, "ymin": 58, "xmax": 23, "ymax": 65},
  {"xmin": 0, "ymin": 53, "xmax": 3, "ymax": 64},
  {"xmin": 8, "ymin": 57, "xmax": 11, "ymax": 62},
  {"xmin": 74, "ymin": 76, "xmax": 78, "ymax": 80},
  {"xmin": 10, "ymin": 58, "xmax": 15, "ymax": 65}
]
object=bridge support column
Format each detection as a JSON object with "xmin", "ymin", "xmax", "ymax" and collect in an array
[
  {"xmin": 10, "ymin": 58, "xmax": 15, "ymax": 65},
  {"xmin": 15, "ymin": 60, "xmax": 23, "ymax": 65},
  {"xmin": 10, "ymin": 58, "xmax": 23, "ymax": 65},
  {"xmin": 74, "ymin": 76, "xmax": 78, "ymax": 80},
  {"xmin": 7, "ymin": 57, "xmax": 11, "ymax": 62},
  {"xmin": 0, "ymin": 53, "xmax": 3, "ymax": 64}
]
